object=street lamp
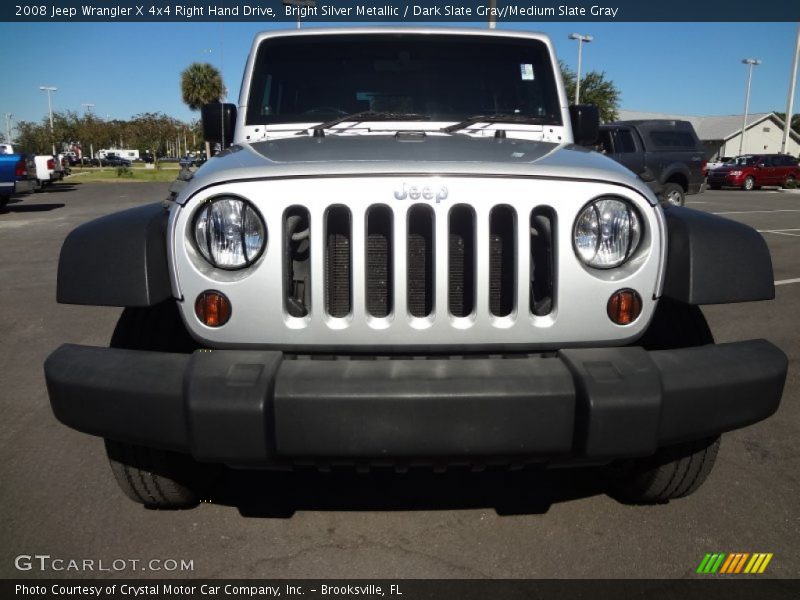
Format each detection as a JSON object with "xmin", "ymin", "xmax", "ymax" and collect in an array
[
  {"xmin": 568, "ymin": 33, "xmax": 593, "ymax": 105},
  {"xmin": 39, "ymin": 85, "xmax": 58, "ymax": 155},
  {"xmin": 739, "ymin": 58, "xmax": 762, "ymax": 156}
]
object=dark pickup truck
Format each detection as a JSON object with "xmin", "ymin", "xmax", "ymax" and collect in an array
[{"xmin": 597, "ymin": 120, "xmax": 706, "ymax": 206}]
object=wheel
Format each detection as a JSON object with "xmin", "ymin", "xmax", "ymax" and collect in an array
[
  {"xmin": 610, "ymin": 298, "xmax": 719, "ymax": 503},
  {"xmin": 105, "ymin": 301, "xmax": 219, "ymax": 509},
  {"xmin": 610, "ymin": 436, "xmax": 721, "ymax": 504},
  {"xmin": 743, "ymin": 176, "xmax": 755, "ymax": 191},
  {"xmin": 660, "ymin": 182, "xmax": 685, "ymax": 206},
  {"xmin": 783, "ymin": 175, "xmax": 796, "ymax": 189},
  {"xmin": 0, "ymin": 196, "xmax": 8, "ymax": 211}
]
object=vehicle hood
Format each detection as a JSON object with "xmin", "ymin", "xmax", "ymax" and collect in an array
[{"xmin": 178, "ymin": 134, "xmax": 652, "ymax": 203}]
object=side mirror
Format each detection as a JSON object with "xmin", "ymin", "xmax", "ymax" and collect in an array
[
  {"xmin": 756, "ymin": 163, "xmax": 766, "ymax": 168},
  {"xmin": 201, "ymin": 103, "xmax": 237, "ymax": 148},
  {"xmin": 569, "ymin": 104, "xmax": 600, "ymax": 146}
]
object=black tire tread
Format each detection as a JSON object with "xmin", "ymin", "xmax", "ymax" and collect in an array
[
  {"xmin": 106, "ymin": 440, "xmax": 202, "ymax": 508},
  {"xmin": 612, "ymin": 436, "xmax": 721, "ymax": 504},
  {"xmin": 105, "ymin": 301, "xmax": 216, "ymax": 509}
]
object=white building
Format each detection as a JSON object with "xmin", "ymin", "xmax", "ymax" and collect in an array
[{"xmin": 617, "ymin": 110, "xmax": 800, "ymax": 160}]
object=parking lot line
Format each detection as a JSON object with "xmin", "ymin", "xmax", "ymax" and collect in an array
[
  {"xmin": 713, "ymin": 209, "xmax": 800, "ymax": 215},
  {"xmin": 775, "ymin": 277, "xmax": 800, "ymax": 286},
  {"xmin": 760, "ymin": 231, "xmax": 800, "ymax": 237}
]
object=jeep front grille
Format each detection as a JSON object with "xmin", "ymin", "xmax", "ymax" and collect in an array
[{"xmin": 282, "ymin": 203, "xmax": 555, "ymax": 324}]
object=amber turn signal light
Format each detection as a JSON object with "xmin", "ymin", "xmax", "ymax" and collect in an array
[
  {"xmin": 607, "ymin": 289, "xmax": 642, "ymax": 325},
  {"xmin": 195, "ymin": 291, "xmax": 232, "ymax": 327}
]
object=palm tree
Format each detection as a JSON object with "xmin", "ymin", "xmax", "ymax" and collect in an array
[{"xmin": 180, "ymin": 63, "xmax": 224, "ymax": 158}]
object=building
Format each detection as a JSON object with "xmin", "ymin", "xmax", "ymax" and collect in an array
[{"xmin": 617, "ymin": 110, "xmax": 800, "ymax": 160}]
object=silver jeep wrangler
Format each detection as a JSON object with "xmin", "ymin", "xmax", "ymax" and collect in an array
[{"xmin": 45, "ymin": 28, "xmax": 787, "ymax": 508}]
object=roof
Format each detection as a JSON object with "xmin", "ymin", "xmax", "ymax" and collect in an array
[{"xmin": 617, "ymin": 110, "xmax": 800, "ymax": 144}]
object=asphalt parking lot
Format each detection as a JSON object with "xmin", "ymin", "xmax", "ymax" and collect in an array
[{"xmin": 1, "ymin": 182, "xmax": 798, "ymax": 579}]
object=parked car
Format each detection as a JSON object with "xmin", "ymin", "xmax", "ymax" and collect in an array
[
  {"xmin": 597, "ymin": 120, "xmax": 706, "ymax": 206},
  {"xmin": 707, "ymin": 154, "xmax": 799, "ymax": 190},
  {"xmin": 91, "ymin": 155, "xmax": 132, "ymax": 167},
  {"xmin": 178, "ymin": 155, "xmax": 207, "ymax": 168},
  {"xmin": 705, "ymin": 156, "xmax": 733, "ymax": 174}
]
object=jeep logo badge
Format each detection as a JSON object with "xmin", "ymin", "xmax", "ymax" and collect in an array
[{"xmin": 393, "ymin": 183, "xmax": 448, "ymax": 203}]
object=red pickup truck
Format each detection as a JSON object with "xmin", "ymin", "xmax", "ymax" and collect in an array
[{"xmin": 707, "ymin": 154, "xmax": 799, "ymax": 190}]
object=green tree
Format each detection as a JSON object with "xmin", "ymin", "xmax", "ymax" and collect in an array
[
  {"xmin": 181, "ymin": 62, "xmax": 224, "ymax": 110},
  {"xmin": 559, "ymin": 61, "xmax": 621, "ymax": 123},
  {"xmin": 180, "ymin": 62, "xmax": 224, "ymax": 158}
]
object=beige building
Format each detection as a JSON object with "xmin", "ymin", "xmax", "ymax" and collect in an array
[{"xmin": 617, "ymin": 110, "xmax": 800, "ymax": 160}]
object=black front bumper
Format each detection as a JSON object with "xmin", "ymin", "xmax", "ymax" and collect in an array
[{"xmin": 44, "ymin": 341, "xmax": 787, "ymax": 466}]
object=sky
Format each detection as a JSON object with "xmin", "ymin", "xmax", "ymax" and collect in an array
[{"xmin": 1, "ymin": 21, "xmax": 799, "ymax": 134}]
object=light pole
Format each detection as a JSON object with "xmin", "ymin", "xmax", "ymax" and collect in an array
[
  {"xmin": 282, "ymin": 0, "xmax": 316, "ymax": 29},
  {"xmin": 739, "ymin": 58, "xmax": 762, "ymax": 156},
  {"xmin": 781, "ymin": 25, "xmax": 800, "ymax": 154},
  {"xmin": 4, "ymin": 113, "xmax": 12, "ymax": 144},
  {"xmin": 568, "ymin": 33, "xmax": 593, "ymax": 105},
  {"xmin": 39, "ymin": 85, "xmax": 58, "ymax": 155}
]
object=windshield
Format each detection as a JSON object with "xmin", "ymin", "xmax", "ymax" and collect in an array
[
  {"xmin": 732, "ymin": 156, "xmax": 759, "ymax": 166},
  {"xmin": 246, "ymin": 34, "xmax": 562, "ymax": 127}
]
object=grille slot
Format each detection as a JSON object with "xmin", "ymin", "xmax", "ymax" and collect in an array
[
  {"xmin": 530, "ymin": 207, "xmax": 556, "ymax": 316},
  {"xmin": 283, "ymin": 206, "xmax": 311, "ymax": 317},
  {"xmin": 448, "ymin": 205, "xmax": 476, "ymax": 317},
  {"xmin": 489, "ymin": 206, "xmax": 516, "ymax": 317},
  {"xmin": 407, "ymin": 204, "xmax": 434, "ymax": 318},
  {"xmin": 366, "ymin": 205, "xmax": 393, "ymax": 318},
  {"xmin": 325, "ymin": 205, "xmax": 352, "ymax": 318}
]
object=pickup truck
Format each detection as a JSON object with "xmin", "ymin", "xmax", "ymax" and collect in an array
[
  {"xmin": 45, "ymin": 28, "xmax": 786, "ymax": 509},
  {"xmin": 32, "ymin": 154, "xmax": 59, "ymax": 190},
  {"xmin": 0, "ymin": 148, "xmax": 36, "ymax": 209},
  {"xmin": 597, "ymin": 120, "xmax": 706, "ymax": 206}
]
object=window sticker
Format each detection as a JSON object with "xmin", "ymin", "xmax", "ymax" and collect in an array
[{"xmin": 520, "ymin": 64, "xmax": 534, "ymax": 81}]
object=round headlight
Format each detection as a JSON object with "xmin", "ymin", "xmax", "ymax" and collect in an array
[
  {"xmin": 573, "ymin": 197, "xmax": 641, "ymax": 268},
  {"xmin": 193, "ymin": 197, "xmax": 266, "ymax": 269}
]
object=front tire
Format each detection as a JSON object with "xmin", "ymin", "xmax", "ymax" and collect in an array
[
  {"xmin": 105, "ymin": 301, "xmax": 219, "ymax": 509},
  {"xmin": 611, "ymin": 298, "xmax": 719, "ymax": 503},
  {"xmin": 743, "ymin": 176, "xmax": 756, "ymax": 191},
  {"xmin": 611, "ymin": 436, "xmax": 721, "ymax": 504}
]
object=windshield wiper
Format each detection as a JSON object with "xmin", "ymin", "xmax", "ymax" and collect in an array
[
  {"xmin": 297, "ymin": 111, "xmax": 431, "ymax": 136},
  {"xmin": 442, "ymin": 114, "xmax": 555, "ymax": 134}
]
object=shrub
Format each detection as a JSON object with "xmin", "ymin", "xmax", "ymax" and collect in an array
[{"xmin": 116, "ymin": 166, "xmax": 134, "ymax": 178}]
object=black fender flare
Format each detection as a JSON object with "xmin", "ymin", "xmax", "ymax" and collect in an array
[
  {"xmin": 659, "ymin": 163, "xmax": 691, "ymax": 189},
  {"xmin": 57, "ymin": 202, "xmax": 173, "ymax": 307},
  {"xmin": 661, "ymin": 206, "xmax": 775, "ymax": 305}
]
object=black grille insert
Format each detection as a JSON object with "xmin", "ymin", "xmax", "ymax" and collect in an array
[
  {"xmin": 448, "ymin": 205, "xmax": 476, "ymax": 317},
  {"xmin": 325, "ymin": 205, "xmax": 352, "ymax": 318},
  {"xmin": 489, "ymin": 206, "xmax": 516, "ymax": 317},
  {"xmin": 530, "ymin": 207, "xmax": 556, "ymax": 316},
  {"xmin": 283, "ymin": 206, "xmax": 311, "ymax": 318},
  {"xmin": 366, "ymin": 205, "xmax": 393, "ymax": 318},
  {"xmin": 407, "ymin": 205, "xmax": 434, "ymax": 318}
]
